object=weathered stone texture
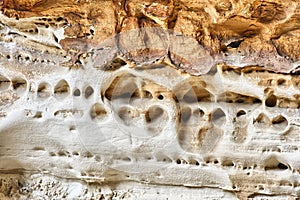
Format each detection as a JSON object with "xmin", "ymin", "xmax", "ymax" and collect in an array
[{"xmin": 0, "ymin": 0, "xmax": 300, "ymax": 199}]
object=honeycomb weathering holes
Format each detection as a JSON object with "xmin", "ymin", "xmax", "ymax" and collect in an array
[
  {"xmin": 271, "ymin": 115, "xmax": 288, "ymax": 130},
  {"xmin": 272, "ymin": 115, "xmax": 287, "ymax": 125},
  {"xmin": 103, "ymin": 73, "xmax": 175, "ymax": 105},
  {"xmin": 277, "ymin": 78, "xmax": 287, "ymax": 86},
  {"xmin": 236, "ymin": 110, "xmax": 246, "ymax": 117},
  {"xmin": 54, "ymin": 79, "xmax": 70, "ymax": 98},
  {"xmin": 255, "ymin": 113, "xmax": 270, "ymax": 124},
  {"xmin": 265, "ymin": 94, "xmax": 277, "ymax": 107},
  {"xmin": 254, "ymin": 113, "xmax": 288, "ymax": 133},
  {"xmin": 103, "ymin": 74, "xmax": 138, "ymax": 101},
  {"xmin": 182, "ymin": 86, "xmax": 212, "ymax": 103},
  {"xmin": 90, "ymin": 103, "xmax": 107, "ymax": 121},
  {"xmin": 84, "ymin": 86, "xmax": 94, "ymax": 99},
  {"xmin": 0, "ymin": 74, "xmax": 10, "ymax": 91},
  {"xmin": 2, "ymin": 3, "xmax": 300, "ymax": 198},
  {"xmin": 11, "ymin": 77, "xmax": 27, "ymax": 93},
  {"xmin": 212, "ymin": 108, "xmax": 226, "ymax": 127},
  {"xmin": 219, "ymin": 91, "xmax": 262, "ymax": 104},
  {"xmin": 264, "ymin": 156, "xmax": 289, "ymax": 171},
  {"xmin": 37, "ymin": 82, "xmax": 52, "ymax": 98},
  {"xmin": 73, "ymin": 88, "xmax": 81, "ymax": 96},
  {"xmin": 103, "ymin": 57, "xmax": 127, "ymax": 71},
  {"xmin": 117, "ymin": 106, "xmax": 136, "ymax": 125},
  {"xmin": 145, "ymin": 106, "xmax": 165, "ymax": 123},
  {"xmin": 180, "ymin": 106, "xmax": 192, "ymax": 123},
  {"xmin": 141, "ymin": 90, "xmax": 153, "ymax": 99}
]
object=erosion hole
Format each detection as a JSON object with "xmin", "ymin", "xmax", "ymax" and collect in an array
[
  {"xmin": 254, "ymin": 113, "xmax": 270, "ymax": 124},
  {"xmin": 142, "ymin": 90, "xmax": 153, "ymax": 99},
  {"xmin": 183, "ymin": 86, "xmax": 212, "ymax": 103},
  {"xmin": 90, "ymin": 103, "xmax": 107, "ymax": 120},
  {"xmin": 84, "ymin": 86, "xmax": 94, "ymax": 99},
  {"xmin": 145, "ymin": 106, "xmax": 164, "ymax": 123},
  {"xmin": 54, "ymin": 80, "xmax": 70, "ymax": 98},
  {"xmin": 104, "ymin": 57, "xmax": 126, "ymax": 71},
  {"xmin": 11, "ymin": 77, "xmax": 27, "ymax": 93},
  {"xmin": 236, "ymin": 110, "xmax": 246, "ymax": 117},
  {"xmin": 104, "ymin": 75, "xmax": 138, "ymax": 101},
  {"xmin": 37, "ymin": 82, "xmax": 51, "ymax": 98},
  {"xmin": 219, "ymin": 92, "xmax": 262, "ymax": 104},
  {"xmin": 157, "ymin": 94, "xmax": 164, "ymax": 100},
  {"xmin": 194, "ymin": 108, "xmax": 205, "ymax": 118},
  {"xmin": 265, "ymin": 95, "xmax": 277, "ymax": 107},
  {"xmin": 272, "ymin": 115, "xmax": 287, "ymax": 124},
  {"xmin": 117, "ymin": 106, "xmax": 136, "ymax": 125},
  {"xmin": 34, "ymin": 111, "xmax": 43, "ymax": 118},
  {"xmin": 227, "ymin": 40, "xmax": 243, "ymax": 48},
  {"xmin": 0, "ymin": 75, "xmax": 10, "ymax": 91},
  {"xmin": 73, "ymin": 88, "xmax": 81, "ymax": 96},
  {"xmin": 264, "ymin": 156, "xmax": 289, "ymax": 170},
  {"xmin": 272, "ymin": 115, "xmax": 288, "ymax": 129},
  {"xmin": 222, "ymin": 159, "xmax": 234, "ymax": 167},
  {"xmin": 212, "ymin": 108, "xmax": 226, "ymax": 126},
  {"xmin": 277, "ymin": 78, "xmax": 287, "ymax": 86}
]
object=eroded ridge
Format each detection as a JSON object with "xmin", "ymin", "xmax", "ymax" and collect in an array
[{"xmin": 1, "ymin": 55, "xmax": 300, "ymax": 198}]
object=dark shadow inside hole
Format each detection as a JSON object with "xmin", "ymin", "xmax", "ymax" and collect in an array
[
  {"xmin": 254, "ymin": 113, "xmax": 269, "ymax": 124},
  {"xmin": 265, "ymin": 95, "xmax": 277, "ymax": 107},
  {"xmin": 142, "ymin": 90, "xmax": 153, "ymax": 99},
  {"xmin": 85, "ymin": 86, "xmax": 94, "ymax": 99},
  {"xmin": 0, "ymin": 75, "xmax": 10, "ymax": 90},
  {"xmin": 278, "ymin": 162, "xmax": 288, "ymax": 170},
  {"xmin": 277, "ymin": 79, "xmax": 286, "ymax": 86},
  {"xmin": 227, "ymin": 40, "xmax": 243, "ymax": 48},
  {"xmin": 272, "ymin": 115, "xmax": 287, "ymax": 125},
  {"xmin": 222, "ymin": 160, "xmax": 234, "ymax": 167},
  {"xmin": 34, "ymin": 111, "xmax": 42, "ymax": 118},
  {"xmin": 90, "ymin": 103, "xmax": 107, "ymax": 120},
  {"xmin": 264, "ymin": 156, "xmax": 289, "ymax": 170},
  {"xmin": 54, "ymin": 80, "xmax": 70, "ymax": 95},
  {"xmin": 104, "ymin": 79, "xmax": 138, "ymax": 101},
  {"xmin": 253, "ymin": 98, "xmax": 262, "ymax": 104},
  {"xmin": 73, "ymin": 88, "xmax": 81, "ymax": 96},
  {"xmin": 117, "ymin": 107, "xmax": 134, "ymax": 124},
  {"xmin": 194, "ymin": 109, "xmax": 205, "ymax": 118},
  {"xmin": 37, "ymin": 82, "xmax": 51, "ymax": 98},
  {"xmin": 12, "ymin": 78, "xmax": 27, "ymax": 90},
  {"xmin": 236, "ymin": 110, "xmax": 246, "ymax": 117},
  {"xmin": 158, "ymin": 94, "xmax": 164, "ymax": 100},
  {"xmin": 56, "ymin": 17, "xmax": 63, "ymax": 22}
]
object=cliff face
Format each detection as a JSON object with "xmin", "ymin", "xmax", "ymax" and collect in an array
[{"xmin": 0, "ymin": 0, "xmax": 300, "ymax": 199}]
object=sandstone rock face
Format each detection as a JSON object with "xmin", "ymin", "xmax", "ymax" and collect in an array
[{"xmin": 0, "ymin": 0, "xmax": 300, "ymax": 199}]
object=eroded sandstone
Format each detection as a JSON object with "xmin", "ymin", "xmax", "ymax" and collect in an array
[{"xmin": 0, "ymin": 0, "xmax": 300, "ymax": 199}]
